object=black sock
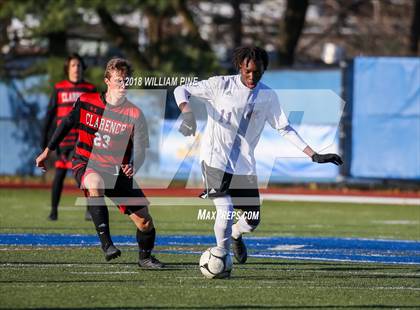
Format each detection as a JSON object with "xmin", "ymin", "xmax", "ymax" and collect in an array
[
  {"xmin": 51, "ymin": 168, "xmax": 67, "ymax": 214},
  {"xmin": 87, "ymin": 197, "xmax": 113, "ymax": 250},
  {"xmin": 137, "ymin": 228, "xmax": 156, "ymax": 259}
]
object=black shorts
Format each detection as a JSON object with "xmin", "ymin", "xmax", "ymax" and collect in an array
[
  {"xmin": 73, "ymin": 165, "xmax": 149, "ymax": 215},
  {"xmin": 200, "ymin": 161, "xmax": 260, "ymax": 210}
]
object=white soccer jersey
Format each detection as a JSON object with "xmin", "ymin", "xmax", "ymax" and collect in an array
[{"xmin": 174, "ymin": 74, "xmax": 308, "ymax": 175}]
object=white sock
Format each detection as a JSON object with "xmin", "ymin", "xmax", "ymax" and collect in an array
[
  {"xmin": 213, "ymin": 196, "xmax": 234, "ymax": 250},
  {"xmin": 232, "ymin": 213, "xmax": 255, "ymax": 239}
]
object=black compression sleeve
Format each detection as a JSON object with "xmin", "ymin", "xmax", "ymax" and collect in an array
[{"xmin": 47, "ymin": 99, "xmax": 80, "ymax": 151}]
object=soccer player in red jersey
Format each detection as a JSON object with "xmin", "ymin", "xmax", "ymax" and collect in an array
[
  {"xmin": 42, "ymin": 54, "xmax": 96, "ymax": 221},
  {"xmin": 36, "ymin": 58, "xmax": 164, "ymax": 268}
]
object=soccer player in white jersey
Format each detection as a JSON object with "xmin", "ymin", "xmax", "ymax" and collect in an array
[{"xmin": 174, "ymin": 46, "xmax": 343, "ymax": 264}]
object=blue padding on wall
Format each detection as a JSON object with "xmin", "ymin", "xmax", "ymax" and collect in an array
[
  {"xmin": 351, "ymin": 57, "xmax": 420, "ymax": 179},
  {"xmin": 262, "ymin": 69, "xmax": 342, "ymax": 125}
]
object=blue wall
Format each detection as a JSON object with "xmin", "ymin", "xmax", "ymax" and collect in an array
[
  {"xmin": 350, "ymin": 57, "xmax": 420, "ymax": 180},
  {"xmin": 0, "ymin": 77, "xmax": 48, "ymax": 175},
  {"xmin": 6, "ymin": 63, "xmax": 419, "ymax": 182},
  {"xmin": 0, "ymin": 70, "xmax": 343, "ymax": 183}
]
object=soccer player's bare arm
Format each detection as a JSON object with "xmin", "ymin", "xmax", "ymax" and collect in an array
[
  {"xmin": 35, "ymin": 148, "xmax": 52, "ymax": 172},
  {"xmin": 178, "ymin": 101, "xmax": 191, "ymax": 113},
  {"xmin": 303, "ymin": 145, "xmax": 316, "ymax": 157}
]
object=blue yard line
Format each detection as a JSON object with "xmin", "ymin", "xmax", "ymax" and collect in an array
[{"xmin": 0, "ymin": 233, "xmax": 419, "ymax": 265}]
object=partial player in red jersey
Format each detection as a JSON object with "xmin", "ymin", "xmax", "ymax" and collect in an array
[
  {"xmin": 36, "ymin": 58, "xmax": 164, "ymax": 268},
  {"xmin": 42, "ymin": 54, "xmax": 96, "ymax": 221}
]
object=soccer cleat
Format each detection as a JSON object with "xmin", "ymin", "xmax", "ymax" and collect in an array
[
  {"xmin": 231, "ymin": 236, "xmax": 247, "ymax": 264},
  {"xmin": 138, "ymin": 255, "xmax": 165, "ymax": 269},
  {"xmin": 103, "ymin": 244, "xmax": 121, "ymax": 261},
  {"xmin": 84, "ymin": 209, "xmax": 93, "ymax": 221},
  {"xmin": 47, "ymin": 212, "xmax": 58, "ymax": 221}
]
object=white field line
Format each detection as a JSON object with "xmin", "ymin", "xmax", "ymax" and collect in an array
[
  {"xmin": 24, "ymin": 194, "xmax": 417, "ymax": 207},
  {"xmin": 70, "ymin": 271, "xmax": 138, "ymax": 274},
  {"xmin": 0, "ymin": 263, "xmax": 128, "ymax": 268},
  {"xmin": 74, "ymin": 197, "xmax": 213, "ymax": 206},
  {"xmin": 261, "ymin": 194, "xmax": 420, "ymax": 206},
  {"xmin": 2, "ymin": 263, "xmax": 417, "ymax": 275},
  {"xmin": 3, "ymin": 263, "xmax": 419, "ymax": 278},
  {"xmin": 2, "ymin": 283, "xmax": 419, "ymax": 291},
  {"xmin": 268, "ymin": 245, "xmax": 306, "ymax": 250},
  {"xmin": 64, "ymin": 195, "xmax": 420, "ymax": 206},
  {"xmin": 251, "ymin": 254, "xmax": 420, "ymax": 265},
  {"xmin": 372, "ymin": 220, "xmax": 419, "ymax": 225}
]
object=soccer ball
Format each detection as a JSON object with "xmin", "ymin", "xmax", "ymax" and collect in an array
[{"xmin": 199, "ymin": 247, "xmax": 233, "ymax": 279}]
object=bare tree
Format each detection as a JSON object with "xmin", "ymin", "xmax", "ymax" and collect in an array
[
  {"xmin": 278, "ymin": 0, "xmax": 309, "ymax": 66},
  {"xmin": 410, "ymin": 0, "xmax": 420, "ymax": 54},
  {"xmin": 47, "ymin": 31, "xmax": 67, "ymax": 57},
  {"xmin": 231, "ymin": 0, "xmax": 243, "ymax": 47},
  {"xmin": 96, "ymin": 6, "xmax": 153, "ymax": 71},
  {"xmin": 173, "ymin": 0, "xmax": 211, "ymax": 50}
]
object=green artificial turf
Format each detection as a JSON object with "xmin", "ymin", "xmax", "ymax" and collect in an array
[
  {"xmin": 0, "ymin": 189, "xmax": 419, "ymax": 309},
  {"xmin": 0, "ymin": 189, "xmax": 418, "ymax": 239}
]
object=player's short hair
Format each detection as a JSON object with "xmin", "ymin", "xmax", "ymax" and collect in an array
[
  {"xmin": 64, "ymin": 53, "xmax": 86, "ymax": 75},
  {"xmin": 232, "ymin": 46, "xmax": 268, "ymax": 71},
  {"xmin": 104, "ymin": 58, "xmax": 132, "ymax": 79}
]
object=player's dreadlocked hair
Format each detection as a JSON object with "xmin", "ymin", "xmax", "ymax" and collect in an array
[{"xmin": 232, "ymin": 46, "xmax": 269, "ymax": 71}]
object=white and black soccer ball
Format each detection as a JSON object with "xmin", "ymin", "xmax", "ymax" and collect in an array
[{"xmin": 199, "ymin": 247, "xmax": 233, "ymax": 279}]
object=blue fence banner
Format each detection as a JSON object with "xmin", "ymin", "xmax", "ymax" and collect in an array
[{"xmin": 350, "ymin": 57, "xmax": 420, "ymax": 179}]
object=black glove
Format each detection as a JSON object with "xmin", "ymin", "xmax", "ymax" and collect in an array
[
  {"xmin": 179, "ymin": 112, "xmax": 197, "ymax": 136},
  {"xmin": 312, "ymin": 153, "xmax": 343, "ymax": 165}
]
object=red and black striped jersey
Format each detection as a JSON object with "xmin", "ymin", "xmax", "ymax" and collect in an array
[
  {"xmin": 42, "ymin": 80, "xmax": 96, "ymax": 151},
  {"xmin": 47, "ymin": 92, "xmax": 149, "ymax": 174}
]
